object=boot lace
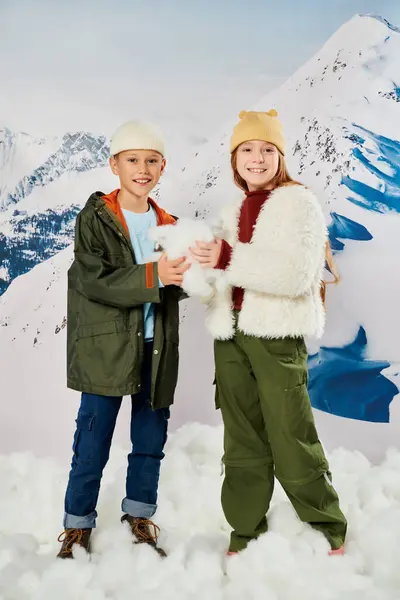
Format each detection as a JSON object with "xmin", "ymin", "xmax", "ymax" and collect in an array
[
  {"xmin": 130, "ymin": 518, "xmax": 160, "ymax": 544},
  {"xmin": 57, "ymin": 529, "xmax": 86, "ymax": 555}
]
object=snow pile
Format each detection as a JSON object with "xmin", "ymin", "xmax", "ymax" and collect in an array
[{"xmin": 1, "ymin": 422, "xmax": 400, "ymax": 599}]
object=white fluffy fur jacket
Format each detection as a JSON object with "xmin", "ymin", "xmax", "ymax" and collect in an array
[{"xmin": 205, "ymin": 184, "xmax": 328, "ymax": 340}]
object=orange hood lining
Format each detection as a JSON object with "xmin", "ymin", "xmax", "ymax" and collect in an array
[{"xmin": 101, "ymin": 189, "xmax": 176, "ymax": 233}]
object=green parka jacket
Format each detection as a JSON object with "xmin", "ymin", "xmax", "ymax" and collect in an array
[{"xmin": 67, "ymin": 190, "xmax": 183, "ymax": 408}]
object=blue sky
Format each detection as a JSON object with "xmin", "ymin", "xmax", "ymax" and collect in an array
[{"xmin": 1, "ymin": 0, "xmax": 399, "ymax": 137}]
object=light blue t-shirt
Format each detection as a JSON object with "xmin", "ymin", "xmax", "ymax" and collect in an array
[{"xmin": 122, "ymin": 206, "xmax": 159, "ymax": 341}]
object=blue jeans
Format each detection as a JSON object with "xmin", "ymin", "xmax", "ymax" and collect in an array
[{"xmin": 63, "ymin": 343, "xmax": 170, "ymax": 529}]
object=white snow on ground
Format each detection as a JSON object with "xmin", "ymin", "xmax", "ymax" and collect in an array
[{"xmin": 2, "ymin": 422, "xmax": 400, "ymax": 600}]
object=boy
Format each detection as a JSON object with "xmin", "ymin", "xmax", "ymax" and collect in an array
[{"xmin": 57, "ymin": 121, "xmax": 187, "ymax": 559}]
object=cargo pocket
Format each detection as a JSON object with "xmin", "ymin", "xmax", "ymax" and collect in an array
[
  {"xmin": 274, "ymin": 383, "xmax": 328, "ymax": 486},
  {"xmin": 284, "ymin": 383, "xmax": 318, "ymax": 440},
  {"xmin": 72, "ymin": 412, "xmax": 95, "ymax": 465}
]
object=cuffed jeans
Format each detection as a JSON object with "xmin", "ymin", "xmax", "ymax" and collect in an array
[{"xmin": 64, "ymin": 342, "xmax": 170, "ymax": 529}]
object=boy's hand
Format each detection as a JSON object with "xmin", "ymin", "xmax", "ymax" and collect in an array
[
  {"xmin": 190, "ymin": 239, "xmax": 222, "ymax": 269},
  {"xmin": 157, "ymin": 254, "xmax": 189, "ymax": 286}
]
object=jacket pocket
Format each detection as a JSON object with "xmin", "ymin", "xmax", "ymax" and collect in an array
[
  {"xmin": 76, "ymin": 320, "xmax": 127, "ymax": 339},
  {"xmin": 72, "ymin": 323, "xmax": 135, "ymax": 390}
]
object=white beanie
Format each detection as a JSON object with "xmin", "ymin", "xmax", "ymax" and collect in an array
[{"xmin": 110, "ymin": 121, "xmax": 165, "ymax": 157}]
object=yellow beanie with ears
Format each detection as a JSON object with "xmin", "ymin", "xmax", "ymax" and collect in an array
[{"xmin": 230, "ymin": 109, "xmax": 285, "ymax": 155}]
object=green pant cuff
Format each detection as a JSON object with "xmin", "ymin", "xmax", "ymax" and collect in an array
[
  {"xmin": 229, "ymin": 541, "xmax": 248, "ymax": 552},
  {"xmin": 329, "ymin": 536, "xmax": 346, "ymax": 550},
  {"xmin": 230, "ymin": 530, "xmax": 268, "ymax": 552}
]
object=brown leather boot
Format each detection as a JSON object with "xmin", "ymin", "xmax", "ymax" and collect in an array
[
  {"xmin": 121, "ymin": 514, "xmax": 167, "ymax": 557},
  {"xmin": 57, "ymin": 528, "xmax": 92, "ymax": 559}
]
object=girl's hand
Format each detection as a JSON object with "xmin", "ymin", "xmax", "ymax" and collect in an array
[{"xmin": 190, "ymin": 239, "xmax": 222, "ymax": 269}]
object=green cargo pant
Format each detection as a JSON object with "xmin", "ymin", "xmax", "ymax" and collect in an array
[{"xmin": 214, "ymin": 327, "xmax": 347, "ymax": 552}]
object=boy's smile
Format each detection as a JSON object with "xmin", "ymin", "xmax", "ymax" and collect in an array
[{"xmin": 133, "ymin": 177, "xmax": 152, "ymax": 186}]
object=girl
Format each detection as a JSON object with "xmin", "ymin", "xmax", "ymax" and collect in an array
[{"xmin": 191, "ymin": 109, "xmax": 347, "ymax": 555}]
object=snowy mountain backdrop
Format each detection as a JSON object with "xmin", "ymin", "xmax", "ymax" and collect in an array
[
  {"xmin": 169, "ymin": 13, "xmax": 400, "ymax": 430},
  {"xmin": 1, "ymin": 13, "xmax": 399, "ymax": 461}
]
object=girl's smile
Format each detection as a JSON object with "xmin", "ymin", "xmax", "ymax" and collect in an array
[{"xmin": 236, "ymin": 140, "xmax": 279, "ymax": 191}]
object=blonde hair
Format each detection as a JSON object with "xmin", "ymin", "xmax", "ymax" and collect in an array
[{"xmin": 230, "ymin": 146, "xmax": 340, "ymax": 305}]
